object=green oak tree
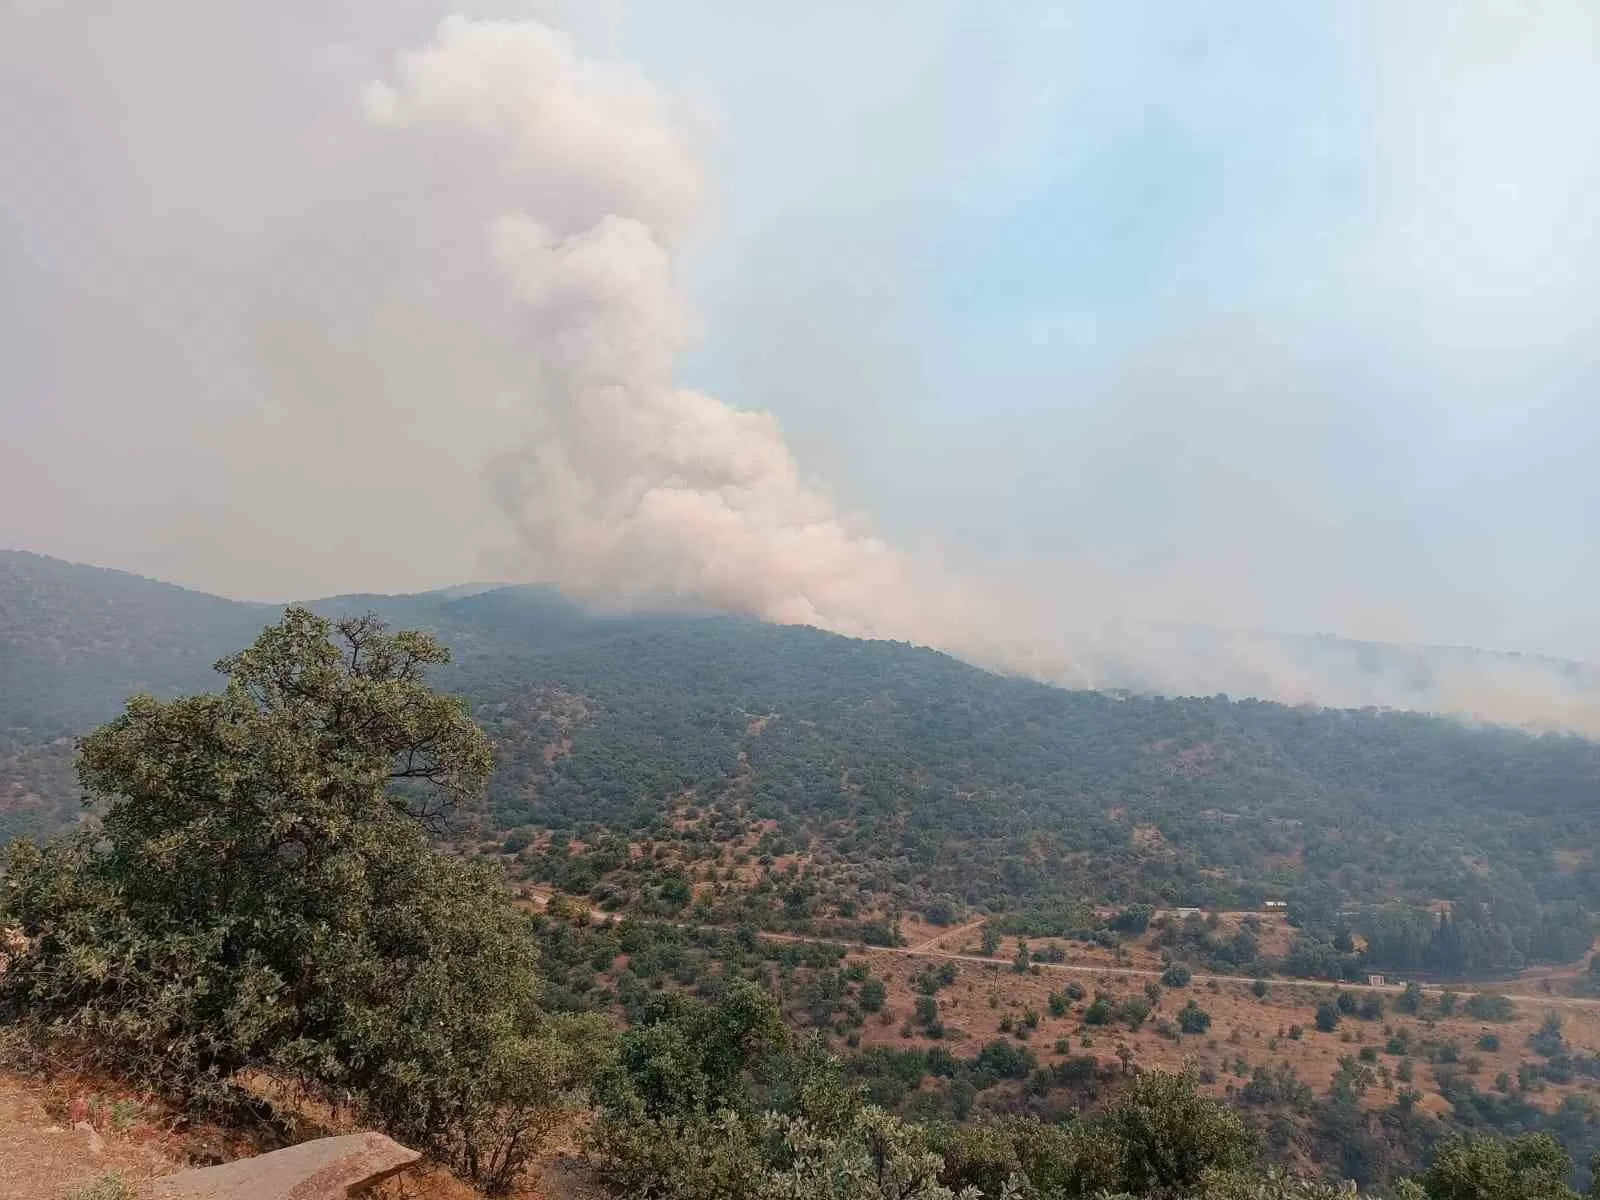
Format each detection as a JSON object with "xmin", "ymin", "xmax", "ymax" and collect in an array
[{"xmin": 0, "ymin": 608, "xmax": 601, "ymax": 1193}]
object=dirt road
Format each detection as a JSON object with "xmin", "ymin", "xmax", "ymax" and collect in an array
[{"xmin": 518, "ymin": 887, "xmax": 1600, "ymax": 1010}]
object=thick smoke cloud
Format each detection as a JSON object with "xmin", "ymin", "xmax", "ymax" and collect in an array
[
  {"xmin": 360, "ymin": 18, "xmax": 996, "ymax": 652},
  {"xmin": 2, "ymin": 5, "xmax": 1597, "ymax": 734},
  {"xmin": 352, "ymin": 17, "xmax": 1600, "ymax": 732}
]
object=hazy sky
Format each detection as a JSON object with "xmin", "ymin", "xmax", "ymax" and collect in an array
[{"xmin": 3, "ymin": 2, "xmax": 1598, "ymax": 663}]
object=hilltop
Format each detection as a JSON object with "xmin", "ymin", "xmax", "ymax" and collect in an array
[{"xmin": 2, "ymin": 549, "xmax": 1598, "ymax": 974}]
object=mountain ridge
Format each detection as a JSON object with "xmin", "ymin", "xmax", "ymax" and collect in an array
[
  {"xmin": 4, "ymin": 549, "xmax": 1598, "ymax": 971},
  {"xmin": 8, "ymin": 545, "xmax": 1598, "ymax": 717}
]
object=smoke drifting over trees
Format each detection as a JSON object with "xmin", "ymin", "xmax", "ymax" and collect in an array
[
  {"xmin": 2, "ymin": 5, "xmax": 1597, "ymax": 732},
  {"xmin": 365, "ymin": 19, "xmax": 961, "ymax": 642},
  {"xmin": 354, "ymin": 16, "xmax": 1600, "ymax": 732}
]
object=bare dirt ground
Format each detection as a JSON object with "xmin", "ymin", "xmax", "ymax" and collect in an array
[
  {"xmin": 843, "ymin": 928, "xmax": 1600, "ymax": 1115},
  {"xmin": 0, "ymin": 1066, "xmax": 606, "ymax": 1200},
  {"xmin": 0, "ymin": 1072, "xmax": 176, "ymax": 1200}
]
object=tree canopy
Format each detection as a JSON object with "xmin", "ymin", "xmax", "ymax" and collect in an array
[{"xmin": 0, "ymin": 608, "xmax": 599, "ymax": 1193}]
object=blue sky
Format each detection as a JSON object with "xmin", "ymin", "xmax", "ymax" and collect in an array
[
  {"xmin": 568, "ymin": 0, "xmax": 1600, "ymax": 655},
  {"xmin": 2, "ymin": 1, "xmax": 1597, "ymax": 659}
]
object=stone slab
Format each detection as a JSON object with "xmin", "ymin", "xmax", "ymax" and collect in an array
[{"xmin": 147, "ymin": 1132, "xmax": 420, "ymax": 1199}]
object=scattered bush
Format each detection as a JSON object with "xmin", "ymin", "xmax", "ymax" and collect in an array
[
  {"xmin": 1178, "ymin": 1001, "xmax": 1212, "ymax": 1035},
  {"xmin": 64, "ymin": 1173, "xmax": 135, "ymax": 1200},
  {"xmin": 1465, "ymin": 992, "xmax": 1515, "ymax": 1022}
]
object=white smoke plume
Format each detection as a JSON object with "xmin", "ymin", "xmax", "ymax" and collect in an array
[
  {"xmin": 357, "ymin": 17, "xmax": 1600, "ymax": 734},
  {"xmin": 3, "ymin": 6, "xmax": 1596, "ymax": 736},
  {"xmin": 363, "ymin": 18, "xmax": 1005, "ymax": 653}
]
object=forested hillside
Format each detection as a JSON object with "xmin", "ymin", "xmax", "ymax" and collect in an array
[
  {"xmin": 0, "ymin": 551, "xmax": 271, "ymax": 753},
  {"xmin": 3, "ymin": 550, "xmax": 1599, "ymax": 976},
  {"xmin": 5, "ymin": 572, "xmax": 1600, "ymax": 1196}
]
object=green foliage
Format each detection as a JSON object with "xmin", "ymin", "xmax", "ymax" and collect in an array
[
  {"xmin": 591, "ymin": 982, "xmax": 962, "ymax": 1200},
  {"xmin": 1111, "ymin": 905, "xmax": 1157, "ymax": 934},
  {"xmin": 915, "ymin": 963, "xmax": 960, "ymax": 995},
  {"xmin": 0, "ymin": 551, "xmax": 269, "ymax": 757},
  {"xmin": 1158, "ymin": 917, "xmax": 1264, "ymax": 977},
  {"xmin": 602, "ymin": 979, "xmax": 787, "ymax": 1122},
  {"xmin": 1530, "ymin": 1012, "xmax": 1568, "ymax": 1059},
  {"xmin": 1361, "ymin": 902, "xmax": 1596, "ymax": 979},
  {"xmin": 1409, "ymin": 1132, "xmax": 1581, "ymax": 1200},
  {"xmin": 1466, "ymin": 994, "xmax": 1516, "ymax": 1022},
  {"xmin": 996, "ymin": 899, "xmax": 1092, "ymax": 939},
  {"xmin": 1162, "ymin": 963, "xmax": 1193, "ymax": 988},
  {"xmin": 63, "ymin": 1173, "xmax": 136, "ymax": 1200},
  {"xmin": 861, "ymin": 976, "xmax": 888, "ymax": 1013},
  {"xmin": 600, "ymin": 1048, "xmax": 1266, "ymax": 1200},
  {"xmin": 0, "ymin": 610, "xmax": 592, "ymax": 1194},
  {"xmin": 1315, "ymin": 1003, "xmax": 1341, "ymax": 1034},
  {"xmin": 1199, "ymin": 1166, "xmax": 1372, "ymax": 1199},
  {"xmin": 766, "ymin": 1106, "xmax": 985, "ymax": 1200},
  {"xmin": 1120, "ymin": 998, "xmax": 1154, "ymax": 1031},
  {"xmin": 931, "ymin": 1082, "xmax": 1278, "ymax": 1198},
  {"xmin": 973, "ymin": 1039, "xmax": 1037, "ymax": 1080},
  {"xmin": 1102, "ymin": 1070, "xmax": 1256, "ymax": 1194},
  {"xmin": 1179, "ymin": 1001, "xmax": 1213, "ymax": 1035}
]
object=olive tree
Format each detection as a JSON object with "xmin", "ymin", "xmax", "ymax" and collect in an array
[{"xmin": 0, "ymin": 608, "xmax": 601, "ymax": 1193}]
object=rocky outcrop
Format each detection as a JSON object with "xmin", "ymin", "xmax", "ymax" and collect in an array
[{"xmin": 147, "ymin": 1132, "xmax": 420, "ymax": 1199}]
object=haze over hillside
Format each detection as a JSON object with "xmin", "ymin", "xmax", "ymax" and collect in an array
[
  {"xmin": 5, "ymin": 549, "xmax": 1599, "ymax": 969},
  {"xmin": 6, "ymin": 546, "xmax": 1598, "ymax": 747},
  {"xmin": 4, "ymin": 5, "xmax": 1599, "ymax": 731}
]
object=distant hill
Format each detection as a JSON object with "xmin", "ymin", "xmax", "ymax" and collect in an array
[
  {"xmin": 2, "ymin": 549, "xmax": 1598, "ymax": 975},
  {"xmin": 0, "ymin": 551, "xmax": 273, "ymax": 750},
  {"xmin": 1056, "ymin": 622, "xmax": 1600, "ymax": 737}
]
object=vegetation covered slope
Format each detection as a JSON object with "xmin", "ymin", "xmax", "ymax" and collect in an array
[
  {"xmin": 3, "ymin": 552, "xmax": 1599, "ymax": 975},
  {"xmin": 3, "ymin": 605, "xmax": 1597, "ymax": 1199},
  {"xmin": 0, "ymin": 551, "xmax": 271, "ymax": 751}
]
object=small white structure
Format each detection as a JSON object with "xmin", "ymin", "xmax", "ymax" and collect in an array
[
  {"xmin": 1368, "ymin": 974, "xmax": 1386, "ymax": 988},
  {"xmin": 1174, "ymin": 907, "xmax": 1203, "ymax": 918},
  {"xmin": 1263, "ymin": 900, "xmax": 1288, "ymax": 912}
]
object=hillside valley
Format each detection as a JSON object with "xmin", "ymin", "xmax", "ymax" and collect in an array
[
  {"xmin": 5, "ymin": 549, "xmax": 1600, "ymax": 1194},
  {"xmin": 4, "ymin": 549, "xmax": 1599, "ymax": 974}
]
